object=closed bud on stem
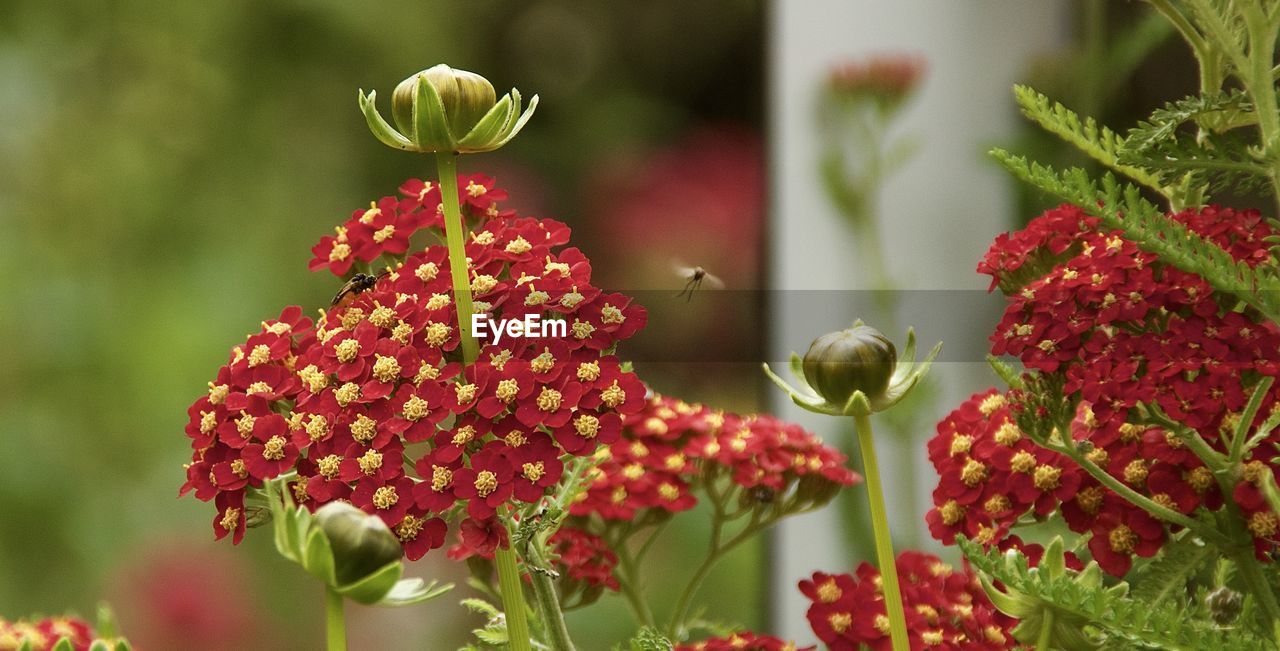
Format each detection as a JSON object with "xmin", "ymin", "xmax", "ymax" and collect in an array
[
  {"xmin": 359, "ymin": 63, "xmax": 538, "ymax": 154},
  {"xmin": 1206, "ymin": 586, "xmax": 1243, "ymax": 625},
  {"xmin": 803, "ymin": 323, "xmax": 896, "ymax": 405},
  {"xmin": 315, "ymin": 501, "xmax": 403, "ymax": 585},
  {"xmin": 392, "ymin": 65, "xmax": 496, "ymax": 142}
]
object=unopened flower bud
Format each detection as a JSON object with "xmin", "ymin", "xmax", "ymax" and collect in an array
[
  {"xmin": 1206, "ymin": 586, "xmax": 1243, "ymax": 625},
  {"xmin": 393, "ymin": 64, "xmax": 496, "ymax": 144},
  {"xmin": 315, "ymin": 501, "xmax": 402, "ymax": 585},
  {"xmin": 803, "ymin": 323, "xmax": 897, "ymax": 405}
]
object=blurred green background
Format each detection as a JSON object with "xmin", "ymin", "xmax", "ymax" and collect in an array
[{"xmin": 0, "ymin": 1, "xmax": 767, "ymax": 648}]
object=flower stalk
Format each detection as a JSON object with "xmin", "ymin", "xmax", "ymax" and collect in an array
[
  {"xmin": 853, "ymin": 410, "xmax": 908, "ymax": 651},
  {"xmin": 433, "ymin": 149, "xmax": 534, "ymax": 651},
  {"xmin": 325, "ymin": 587, "xmax": 347, "ymax": 651}
]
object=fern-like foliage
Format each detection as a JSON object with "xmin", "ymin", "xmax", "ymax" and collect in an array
[
  {"xmin": 959, "ymin": 539, "xmax": 1270, "ymax": 650},
  {"xmin": 1119, "ymin": 90, "xmax": 1272, "ymax": 197},
  {"xmin": 1128, "ymin": 533, "xmax": 1214, "ymax": 607},
  {"xmin": 1013, "ymin": 85, "xmax": 1165, "ymax": 193},
  {"xmin": 1123, "ymin": 90, "xmax": 1254, "ymax": 155},
  {"xmin": 990, "ymin": 149, "xmax": 1280, "ymax": 322}
]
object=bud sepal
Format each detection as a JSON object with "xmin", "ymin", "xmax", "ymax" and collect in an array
[
  {"xmin": 265, "ymin": 478, "xmax": 452, "ymax": 606},
  {"xmin": 763, "ymin": 323, "xmax": 940, "ymax": 417}
]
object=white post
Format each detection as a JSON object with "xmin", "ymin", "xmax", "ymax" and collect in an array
[{"xmin": 767, "ymin": 0, "xmax": 1067, "ymax": 641}]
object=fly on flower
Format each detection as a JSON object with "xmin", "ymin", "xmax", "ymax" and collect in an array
[
  {"xmin": 332, "ymin": 270, "xmax": 389, "ymax": 308},
  {"xmin": 673, "ymin": 261, "xmax": 723, "ymax": 302}
]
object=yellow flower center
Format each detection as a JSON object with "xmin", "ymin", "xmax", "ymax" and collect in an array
[
  {"xmin": 1033, "ymin": 464, "xmax": 1061, "ymax": 490},
  {"xmin": 373, "ymin": 486, "xmax": 399, "ymax": 509},
  {"xmin": 601, "ymin": 381, "xmax": 626, "ymax": 408},
  {"xmin": 600, "ymin": 304, "xmax": 625, "ymax": 324},
  {"xmin": 430, "ymin": 465, "xmax": 452, "ymax": 492},
  {"xmin": 960, "ymin": 459, "xmax": 988, "ymax": 487},
  {"xmin": 474, "ymin": 470, "xmax": 498, "ymax": 497},
  {"xmin": 571, "ymin": 320, "xmax": 595, "ymax": 339},
  {"xmin": 573, "ymin": 414, "xmax": 600, "ymax": 438},
  {"xmin": 452, "ymin": 425, "xmax": 476, "ymax": 446},
  {"xmin": 396, "ymin": 515, "xmax": 424, "ymax": 541},
  {"xmin": 658, "ymin": 483, "xmax": 680, "ymax": 501},
  {"xmin": 199, "ymin": 411, "xmax": 217, "ymax": 434},
  {"xmin": 816, "ymin": 579, "xmax": 842, "ymax": 603},
  {"xmin": 263, "ymin": 435, "xmax": 287, "ymax": 461},
  {"xmin": 455, "ymin": 383, "xmax": 478, "ymax": 404},
  {"xmin": 335, "ymin": 382, "xmax": 360, "ymax": 407},
  {"xmin": 297, "ymin": 364, "xmax": 329, "ymax": 393},
  {"xmin": 522, "ymin": 461, "xmax": 545, "ymax": 481},
  {"xmin": 978, "ymin": 394, "xmax": 1006, "ymax": 415},
  {"xmin": 425, "ymin": 293, "xmax": 452, "ymax": 311},
  {"xmin": 329, "ymin": 242, "xmax": 352, "ymax": 262},
  {"xmin": 350, "ymin": 414, "xmax": 377, "ymax": 444},
  {"xmin": 220, "ymin": 507, "xmax": 241, "ymax": 532},
  {"xmin": 230, "ymin": 459, "xmax": 248, "ymax": 477},
  {"xmin": 537, "ymin": 387, "xmax": 563, "ymax": 412},
  {"xmin": 1123, "ymin": 459, "xmax": 1148, "ymax": 485},
  {"xmin": 1077, "ymin": 486, "xmax": 1105, "ymax": 514},
  {"xmin": 471, "ymin": 274, "xmax": 498, "ymax": 294},
  {"xmin": 334, "ymin": 339, "xmax": 360, "ymax": 364},
  {"xmin": 424, "ymin": 322, "xmax": 452, "ymax": 347},
  {"xmin": 828, "ymin": 612, "xmax": 853, "ymax": 634},
  {"xmin": 415, "ymin": 262, "xmax": 439, "ymax": 282},
  {"xmin": 505, "ymin": 236, "xmax": 532, "ymax": 254},
  {"xmin": 358, "ymin": 449, "xmax": 383, "ymax": 475},
  {"xmin": 984, "ymin": 494, "xmax": 1011, "ymax": 514},
  {"xmin": 373, "ymin": 224, "xmax": 396, "ymax": 243},
  {"xmin": 402, "ymin": 395, "xmax": 429, "ymax": 421},
  {"xmin": 1249, "ymin": 511, "xmax": 1279, "ymax": 538},
  {"xmin": 505, "ymin": 430, "xmax": 527, "ymax": 447},
  {"xmin": 235, "ymin": 412, "xmax": 256, "ymax": 439},
  {"xmin": 949, "ymin": 434, "xmax": 973, "ymax": 456},
  {"xmin": 340, "ymin": 308, "xmax": 365, "ymax": 330},
  {"xmin": 208, "ymin": 382, "xmax": 230, "ymax": 405},
  {"xmin": 1109, "ymin": 524, "xmax": 1137, "ymax": 554},
  {"xmin": 993, "ymin": 422, "xmax": 1021, "ymax": 446},
  {"xmin": 316, "ymin": 455, "xmax": 342, "ymax": 479},
  {"xmin": 939, "ymin": 500, "xmax": 965, "ymax": 525},
  {"xmin": 372, "ymin": 355, "xmax": 401, "ymax": 383},
  {"xmin": 496, "ymin": 378, "xmax": 520, "ymax": 403},
  {"xmin": 576, "ymin": 362, "xmax": 601, "ymax": 382},
  {"xmin": 531, "ymin": 351, "xmax": 556, "ymax": 373}
]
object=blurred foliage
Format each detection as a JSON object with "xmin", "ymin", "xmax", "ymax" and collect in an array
[{"xmin": 0, "ymin": 1, "xmax": 763, "ymax": 648}]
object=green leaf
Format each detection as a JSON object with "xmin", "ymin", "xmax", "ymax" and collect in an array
[
  {"xmin": 457, "ymin": 94, "xmax": 514, "ymax": 150},
  {"xmin": 412, "ymin": 73, "xmax": 457, "ymax": 151},
  {"xmin": 1013, "ymin": 85, "xmax": 1164, "ymax": 193},
  {"xmin": 375, "ymin": 578, "xmax": 454, "ymax": 607},
  {"xmin": 335, "ymin": 559, "xmax": 402, "ymax": 605},
  {"xmin": 303, "ymin": 527, "xmax": 338, "ymax": 587},
  {"xmin": 492, "ymin": 94, "xmax": 539, "ymax": 149},
  {"xmin": 49, "ymin": 639, "xmax": 74, "ymax": 651},
  {"xmin": 1130, "ymin": 535, "xmax": 1214, "ymax": 606},
  {"xmin": 357, "ymin": 90, "xmax": 414, "ymax": 151},
  {"xmin": 986, "ymin": 355, "xmax": 1023, "ymax": 389},
  {"xmin": 959, "ymin": 537, "xmax": 1269, "ymax": 649}
]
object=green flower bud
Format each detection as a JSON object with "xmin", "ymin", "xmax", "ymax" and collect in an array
[
  {"xmin": 392, "ymin": 64, "xmax": 496, "ymax": 145},
  {"xmin": 359, "ymin": 63, "xmax": 538, "ymax": 154},
  {"xmin": 1206, "ymin": 586, "xmax": 1243, "ymax": 625},
  {"xmin": 315, "ymin": 501, "xmax": 402, "ymax": 585},
  {"xmin": 802, "ymin": 323, "xmax": 897, "ymax": 405}
]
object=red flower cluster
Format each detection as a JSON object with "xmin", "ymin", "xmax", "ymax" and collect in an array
[
  {"xmin": 826, "ymin": 54, "xmax": 925, "ymax": 107},
  {"xmin": 0, "ymin": 615, "xmax": 98, "ymax": 651},
  {"xmin": 182, "ymin": 175, "xmax": 647, "ymax": 561},
  {"xmin": 571, "ymin": 393, "xmax": 860, "ymax": 521},
  {"xmin": 799, "ymin": 551, "xmax": 1017, "ymax": 651},
  {"xmin": 937, "ymin": 203, "xmax": 1280, "ymax": 574},
  {"xmin": 675, "ymin": 632, "xmax": 812, "ymax": 651},
  {"xmin": 548, "ymin": 526, "xmax": 619, "ymax": 591}
]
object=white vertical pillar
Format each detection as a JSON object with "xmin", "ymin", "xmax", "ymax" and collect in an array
[{"xmin": 767, "ymin": 0, "xmax": 1067, "ymax": 641}]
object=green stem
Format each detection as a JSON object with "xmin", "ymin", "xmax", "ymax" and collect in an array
[
  {"xmin": 853, "ymin": 411, "xmax": 908, "ymax": 651},
  {"xmin": 434, "ymin": 152, "xmax": 480, "ymax": 365},
  {"xmin": 435, "ymin": 151, "xmax": 532, "ymax": 649},
  {"xmin": 526, "ymin": 538, "xmax": 576, "ymax": 651},
  {"xmin": 324, "ymin": 587, "xmax": 346, "ymax": 651},
  {"xmin": 495, "ymin": 545, "xmax": 534, "ymax": 651},
  {"xmin": 1035, "ymin": 608, "xmax": 1054, "ymax": 651}
]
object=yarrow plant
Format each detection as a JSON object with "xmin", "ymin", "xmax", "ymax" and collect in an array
[
  {"xmin": 179, "ymin": 64, "xmax": 859, "ymax": 650},
  {"xmin": 0, "ymin": 607, "xmax": 130, "ymax": 651}
]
